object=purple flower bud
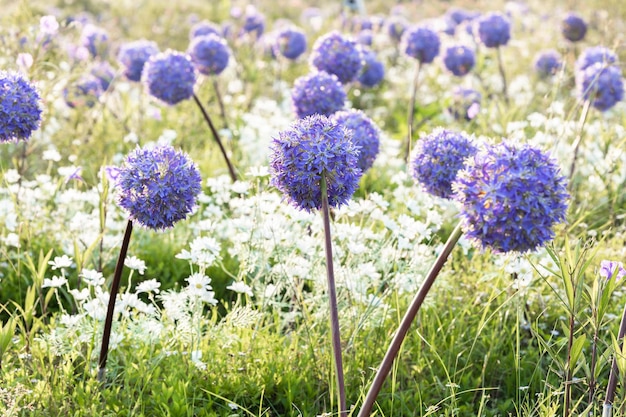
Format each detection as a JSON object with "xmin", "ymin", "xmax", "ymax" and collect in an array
[
  {"xmin": 117, "ymin": 40, "xmax": 160, "ymax": 82},
  {"xmin": 310, "ymin": 31, "xmax": 362, "ymax": 84},
  {"xmin": 577, "ymin": 63, "xmax": 624, "ymax": 111},
  {"xmin": 534, "ymin": 50, "xmax": 563, "ymax": 77},
  {"xmin": 188, "ymin": 34, "xmax": 230, "ymax": 76},
  {"xmin": 291, "ymin": 71, "xmax": 346, "ymax": 118},
  {"xmin": 332, "ymin": 109, "xmax": 381, "ymax": 172},
  {"xmin": 357, "ymin": 47, "xmax": 385, "ymax": 88},
  {"xmin": 443, "ymin": 45, "xmax": 475, "ymax": 76},
  {"xmin": 561, "ymin": 13, "xmax": 587, "ymax": 42},
  {"xmin": 401, "ymin": 26, "xmax": 441, "ymax": 64},
  {"xmin": 275, "ymin": 27, "xmax": 307, "ymax": 60},
  {"xmin": 142, "ymin": 50, "xmax": 197, "ymax": 105},
  {"xmin": 0, "ymin": 71, "xmax": 43, "ymax": 143},
  {"xmin": 475, "ymin": 12, "xmax": 511, "ymax": 48}
]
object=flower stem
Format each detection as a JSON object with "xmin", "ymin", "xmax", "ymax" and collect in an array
[
  {"xmin": 357, "ymin": 222, "xmax": 463, "ymax": 417},
  {"xmin": 403, "ymin": 60, "xmax": 422, "ymax": 163},
  {"xmin": 603, "ymin": 301, "xmax": 626, "ymax": 416},
  {"xmin": 211, "ymin": 78, "xmax": 229, "ymax": 131},
  {"xmin": 192, "ymin": 93, "xmax": 237, "ymax": 183},
  {"xmin": 97, "ymin": 219, "xmax": 133, "ymax": 382},
  {"xmin": 496, "ymin": 46, "xmax": 509, "ymax": 105},
  {"xmin": 320, "ymin": 174, "xmax": 347, "ymax": 417},
  {"xmin": 568, "ymin": 99, "xmax": 591, "ymax": 183}
]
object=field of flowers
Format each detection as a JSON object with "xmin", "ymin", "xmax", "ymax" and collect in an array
[{"xmin": 1, "ymin": 0, "xmax": 626, "ymax": 415}]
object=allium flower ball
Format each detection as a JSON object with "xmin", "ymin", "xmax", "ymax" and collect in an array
[
  {"xmin": 0, "ymin": 71, "xmax": 42, "ymax": 143},
  {"xmin": 453, "ymin": 142, "xmax": 569, "ymax": 253},
  {"xmin": 577, "ymin": 63, "xmax": 624, "ymax": 111},
  {"xmin": 332, "ymin": 109, "xmax": 380, "ymax": 172},
  {"xmin": 401, "ymin": 26, "xmax": 441, "ymax": 64},
  {"xmin": 80, "ymin": 24, "xmax": 109, "ymax": 58},
  {"xmin": 411, "ymin": 128, "xmax": 477, "ymax": 199},
  {"xmin": 275, "ymin": 27, "xmax": 307, "ymax": 60},
  {"xmin": 142, "ymin": 50, "xmax": 197, "ymax": 105},
  {"xmin": 241, "ymin": 8, "xmax": 265, "ymax": 38},
  {"xmin": 187, "ymin": 34, "xmax": 230, "ymax": 76},
  {"xmin": 117, "ymin": 40, "xmax": 160, "ymax": 82},
  {"xmin": 190, "ymin": 20, "xmax": 221, "ymax": 39},
  {"xmin": 310, "ymin": 31, "xmax": 362, "ymax": 84},
  {"xmin": 291, "ymin": 71, "xmax": 346, "ymax": 118},
  {"xmin": 64, "ymin": 75, "xmax": 102, "ymax": 108},
  {"xmin": 449, "ymin": 87, "xmax": 481, "ymax": 121},
  {"xmin": 357, "ymin": 47, "xmax": 385, "ymax": 88},
  {"xmin": 269, "ymin": 114, "xmax": 361, "ymax": 212},
  {"xmin": 475, "ymin": 12, "xmax": 511, "ymax": 48},
  {"xmin": 443, "ymin": 45, "xmax": 475, "ymax": 76},
  {"xmin": 575, "ymin": 46, "xmax": 618, "ymax": 72},
  {"xmin": 90, "ymin": 61, "xmax": 115, "ymax": 91},
  {"xmin": 534, "ymin": 50, "xmax": 562, "ymax": 77},
  {"xmin": 561, "ymin": 13, "xmax": 587, "ymax": 42},
  {"xmin": 386, "ymin": 16, "xmax": 407, "ymax": 42},
  {"xmin": 117, "ymin": 145, "xmax": 202, "ymax": 230}
]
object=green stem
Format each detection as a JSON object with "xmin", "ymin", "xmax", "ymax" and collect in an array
[
  {"xmin": 212, "ymin": 78, "xmax": 229, "ymax": 131},
  {"xmin": 603, "ymin": 301, "xmax": 626, "ymax": 417},
  {"xmin": 357, "ymin": 222, "xmax": 463, "ymax": 417},
  {"xmin": 403, "ymin": 60, "xmax": 422, "ymax": 163},
  {"xmin": 568, "ymin": 99, "xmax": 591, "ymax": 183},
  {"xmin": 496, "ymin": 46, "xmax": 509, "ymax": 105}
]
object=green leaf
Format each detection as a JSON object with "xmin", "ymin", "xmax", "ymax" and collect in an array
[{"xmin": 570, "ymin": 334, "xmax": 587, "ymax": 368}]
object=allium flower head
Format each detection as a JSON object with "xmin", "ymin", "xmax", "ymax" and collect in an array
[
  {"xmin": 443, "ymin": 45, "xmax": 475, "ymax": 76},
  {"xmin": 269, "ymin": 114, "xmax": 361, "ymax": 212},
  {"xmin": 599, "ymin": 260, "xmax": 626, "ymax": 281},
  {"xmin": 117, "ymin": 145, "xmax": 202, "ymax": 230},
  {"xmin": 241, "ymin": 7, "xmax": 265, "ymax": 38},
  {"xmin": 401, "ymin": 26, "xmax": 441, "ymax": 64},
  {"xmin": 577, "ymin": 62, "xmax": 624, "ymax": 111},
  {"xmin": 187, "ymin": 34, "xmax": 230, "ymax": 76},
  {"xmin": 190, "ymin": 20, "xmax": 221, "ymax": 39},
  {"xmin": 117, "ymin": 40, "xmax": 160, "ymax": 82},
  {"xmin": 291, "ymin": 71, "xmax": 346, "ymax": 118},
  {"xmin": 561, "ymin": 13, "xmax": 587, "ymax": 42},
  {"xmin": 90, "ymin": 61, "xmax": 115, "ymax": 91},
  {"xmin": 357, "ymin": 47, "xmax": 385, "ymax": 87},
  {"xmin": 575, "ymin": 46, "xmax": 618, "ymax": 72},
  {"xmin": 448, "ymin": 87, "xmax": 481, "ymax": 121},
  {"xmin": 332, "ymin": 109, "xmax": 380, "ymax": 172},
  {"xmin": 357, "ymin": 29, "xmax": 373, "ymax": 46},
  {"xmin": 475, "ymin": 12, "xmax": 511, "ymax": 48},
  {"xmin": 534, "ymin": 50, "xmax": 562, "ymax": 77},
  {"xmin": 80, "ymin": 24, "xmax": 109, "ymax": 58},
  {"xmin": 386, "ymin": 16, "xmax": 408, "ymax": 42},
  {"xmin": 447, "ymin": 8, "xmax": 480, "ymax": 25},
  {"xmin": 142, "ymin": 50, "xmax": 197, "ymax": 105},
  {"xmin": 453, "ymin": 142, "xmax": 569, "ymax": 253},
  {"xmin": 275, "ymin": 27, "xmax": 307, "ymax": 60},
  {"xmin": 64, "ymin": 75, "xmax": 102, "ymax": 108},
  {"xmin": 0, "ymin": 71, "xmax": 43, "ymax": 143},
  {"xmin": 310, "ymin": 31, "xmax": 362, "ymax": 84},
  {"xmin": 411, "ymin": 128, "xmax": 477, "ymax": 199}
]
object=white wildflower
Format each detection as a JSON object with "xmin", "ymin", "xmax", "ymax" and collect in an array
[{"xmin": 125, "ymin": 256, "xmax": 146, "ymax": 275}]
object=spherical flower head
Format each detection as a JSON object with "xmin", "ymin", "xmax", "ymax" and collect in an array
[
  {"xmin": 332, "ymin": 109, "xmax": 380, "ymax": 172},
  {"xmin": 534, "ymin": 50, "xmax": 563, "ymax": 78},
  {"xmin": 575, "ymin": 46, "xmax": 618, "ymax": 72},
  {"xmin": 357, "ymin": 47, "xmax": 385, "ymax": 88},
  {"xmin": 448, "ymin": 87, "xmax": 481, "ymax": 121},
  {"xmin": 90, "ymin": 61, "xmax": 115, "ymax": 91},
  {"xmin": 275, "ymin": 27, "xmax": 307, "ymax": 60},
  {"xmin": 80, "ymin": 24, "xmax": 109, "ymax": 58},
  {"xmin": 475, "ymin": 12, "xmax": 511, "ymax": 48},
  {"xmin": 577, "ymin": 63, "xmax": 624, "ymax": 111},
  {"xmin": 0, "ymin": 71, "xmax": 43, "ymax": 143},
  {"xmin": 269, "ymin": 114, "xmax": 362, "ymax": 212},
  {"xmin": 291, "ymin": 71, "xmax": 346, "ymax": 118},
  {"xmin": 142, "ymin": 50, "xmax": 197, "ymax": 105},
  {"xmin": 357, "ymin": 29, "xmax": 373, "ymax": 46},
  {"xmin": 386, "ymin": 16, "xmax": 407, "ymax": 42},
  {"xmin": 64, "ymin": 75, "xmax": 102, "ymax": 108},
  {"xmin": 401, "ymin": 26, "xmax": 441, "ymax": 64},
  {"xmin": 241, "ymin": 8, "xmax": 265, "ymax": 38},
  {"xmin": 190, "ymin": 20, "xmax": 221, "ymax": 40},
  {"xmin": 117, "ymin": 40, "xmax": 160, "ymax": 82},
  {"xmin": 443, "ymin": 45, "xmax": 475, "ymax": 76},
  {"xmin": 310, "ymin": 31, "xmax": 362, "ymax": 84},
  {"xmin": 187, "ymin": 34, "xmax": 230, "ymax": 76},
  {"xmin": 117, "ymin": 145, "xmax": 202, "ymax": 230},
  {"xmin": 411, "ymin": 128, "xmax": 477, "ymax": 199},
  {"xmin": 562, "ymin": 13, "xmax": 587, "ymax": 42},
  {"xmin": 447, "ymin": 8, "xmax": 480, "ymax": 25},
  {"xmin": 453, "ymin": 142, "xmax": 569, "ymax": 253}
]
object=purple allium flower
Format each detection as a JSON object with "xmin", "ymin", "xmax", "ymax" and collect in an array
[
  {"xmin": 411, "ymin": 128, "xmax": 477, "ymax": 199},
  {"xmin": 64, "ymin": 75, "xmax": 102, "ymax": 108},
  {"xmin": 187, "ymin": 34, "xmax": 230, "ymax": 76},
  {"xmin": 269, "ymin": 114, "xmax": 361, "ymax": 212},
  {"xmin": 599, "ymin": 260, "xmax": 626, "ymax": 281},
  {"xmin": 561, "ymin": 13, "xmax": 587, "ymax": 42},
  {"xmin": 291, "ymin": 71, "xmax": 346, "ymax": 118},
  {"xmin": 453, "ymin": 142, "xmax": 569, "ymax": 253},
  {"xmin": 475, "ymin": 12, "xmax": 511, "ymax": 48},
  {"xmin": 447, "ymin": 8, "xmax": 480, "ymax": 25},
  {"xmin": 577, "ymin": 63, "xmax": 624, "ymax": 111},
  {"xmin": 117, "ymin": 145, "xmax": 202, "ymax": 230},
  {"xmin": 310, "ymin": 31, "xmax": 362, "ymax": 84},
  {"xmin": 534, "ymin": 50, "xmax": 562, "ymax": 77},
  {"xmin": 189, "ymin": 20, "xmax": 221, "ymax": 39},
  {"xmin": 357, "ymin": 47, "xmax": 385, "ymax": 87},
  {"xmin": 241, "ymin": 7, "xmax": 265, "ymax": 38},
  {"xmin": 90, "ymin": 61, "xmax": 115, "ymax": 91},
  {"xmin": 386, "ymin": 16, "xmax": 407, "ymax": 42},
  {"xmin": 117, "ymin": 40, "xmax": 160, "ymax": 82},
  {"xmin": 332, "ymin": 109, "xmax": 380, "ymax": 172},
  {"xmin": 0, "ymin": 71, "xmax": 42, "ymax": 143},
  {"xmin": 575, "ymin": 46, "xmax": 618, "ymax": 72},
  {"xmin": 443, "ymin": 45, "xmax": 475, "ymax": 76},
  {"xmin": 449, "ymin": 87, "xmax": 481, "ymax": 121},
  {"xmin": 275, "ymin": 27, "xmax": 307, "ymax": 60},
  {"xmin": 401, "ymin": 26, "xmax": 441, "ymax": 64},
  {"xmin": 357, "ymin": 29, "xmax": 373, "ymax": 46},
  {"xmin": 142, "ymin": 50, "xmax": 197, "ymax": 105},
  {"xmin": 80, "ymin": 24, "xmax": 109, "ymax": 58}
]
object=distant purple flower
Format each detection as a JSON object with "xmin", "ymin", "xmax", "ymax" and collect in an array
[
  {"xmin": 80, "ymin": 24, "xmax": 109, "ymax": 58},
  {"xmin": 142, "ymin": 50, "xmax": 197, "ymax": 105},
  {"xmin": 357, "ymin": 47, "xmax": 385, "ymax": 88},
  {"xmin": 475, "ymin": 12, "xmax": 511, "ymax": 48},
  {"xmin": 443, "ymin": 45, "xmax": 475, "ymax": 76},
  {"xmin": 0, "ymin": 71, "xmax": 43, "ymax": 143},
  {"xmin": 449, "ymin": 87, "xmax": 481, "ymax": 121},
  {"xmin": 241, "ymin": 7, "xmax": 265, "ymax": 38},
  {"xmin": 562, "ymin": 13, "xmax": 587, "ymax": 42},
  {"xmin": 291, "ymin": 71, "xmax": 346, "ymax": 118},
  {"xmin": 577, "ymin": 63, "xmax": 624, "ymax": 111},
  {"xmin": 117, "ymin": 40, "xmax": 160, "ymax": 82},
  {"xmin": 575, "ymin": 46, "xmax": 618, "ymax": 72},
  {"xmin": 117, "ymin": 145, "xmax": 202, "ymax": 230},
  {"xmin": 401, "ymin": 26, "xmax": 441, "ymax": 64},
  {"xmin": 599, "ymin": 260, "xmax": 626, "ymax": 281},
  {"xmin": 453, "ymin": 142, "xmax": 569, "ymax": 253},
  {"xmin": 275, "ymin": 27, "xmax": 307, "ymax": 60},
  {"xmin": 332, "ymin": 109, "xmax": 380, "ymax": 172},
  {"xmin": 310, "ymin": 31, "xmax": 362, "ymax": 84},
  {"xmin": 412, "ymin": 128, "xmax": 477, "ymax": 199},
  {"xmin": 40, "ymin": 15, "xmax": 59, "ymax": 35},
  {"xmin": 269, "ymin": 114, "xmax": 361, "ymax": 212},
  {"xmin": 90, "ymin": 61, "xmax": 115, "ymax": 91},
  {"xmin": 16, "ymin": 53, "xmax": 33, "ymax": 70},
  {"xmin": 386, "ymin": 16, "xmax": 407, "ymax": 42},
  {"xmin": 447, "ymin": 8, "xmax": 480, "ymax": 25},
  {"xmin": 188, "ymin": 34, "xmax": 230, "ymax": 76},
  {"xmin": 357, "ymin": 29, "xmax": 373, "ymax": 46},
  {"xmin": 534, "ymin": 50, "xmax": 562, "ymax": 77},
  {"xmin": 190, "ymin": 20, "xmax": 221, "ymax": 39},
  {"xmin": 64, "ymin": 75, "xmax": 102, "ymax": 108}
]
